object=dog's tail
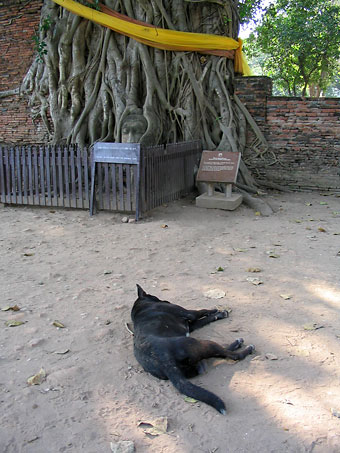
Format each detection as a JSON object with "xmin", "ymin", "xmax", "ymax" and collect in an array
[{"xmin": 165, "ymin": 364, "xmax": 226, "ymax": 415}]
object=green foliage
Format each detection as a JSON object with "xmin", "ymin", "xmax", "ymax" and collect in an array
[
  {"xmin": 32, "ymin": 16, "xmax": 51, "ymax": 63},
  {"xmin": 238, "ymin": 0, "xmax": 265, "ymax": 24},
  {"xmin": 32, "ymin": 1, "xmax": 100, "ymax": 64},
  {"xmin": 244, "ymin": 0, "xmax": 340, "ymax": 96},
  {"xmin": 76, "ymin": 0, "xmax": 100, "ymax": 10}
]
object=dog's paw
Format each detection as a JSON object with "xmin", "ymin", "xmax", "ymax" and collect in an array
[
  {"xmin": 247, "ymin": 344, "xmax": 255, "ymax": 354},
  {"xmin": 215, "ymin": 310, "xmax": 228, "ymax": 320},
  {"xmin": 235, "ymin": 338, "xmax": 244, "ymax": 348}
]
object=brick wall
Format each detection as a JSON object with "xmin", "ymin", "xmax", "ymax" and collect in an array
[
  {"xmin": 235, "ymin": 76, "xmax": 340, "ymax": 190},
  {"xmin": 0, "ymin": 0, "xmax": 47, "ymax": 144}
]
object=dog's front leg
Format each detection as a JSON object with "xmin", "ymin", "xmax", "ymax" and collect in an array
[{"xmin": 188, "ymin": 310, "xmax": 228, "ymax": 332}]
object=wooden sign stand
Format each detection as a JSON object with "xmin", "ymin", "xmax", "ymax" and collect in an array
[
  {"xmin": 196, "ymin": 151, "xmax": 243, "ymax": 211},
  {"xmin": 90, "ymin": 143, "xmax": 141, "ymax": 220}
]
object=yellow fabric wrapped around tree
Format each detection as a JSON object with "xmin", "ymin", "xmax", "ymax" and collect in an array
[{"xmin": 51, "ymin": 0, "xmax": 251, "ymax": 75}]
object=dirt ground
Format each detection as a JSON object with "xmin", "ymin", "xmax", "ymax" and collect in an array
[{"xmin": 0, "ymin": 190, "xmax": 340, "ymax": 453}]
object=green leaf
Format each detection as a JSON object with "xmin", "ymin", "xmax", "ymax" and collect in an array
[{"xmin": 184, "ymin": 396, "xmax": 198, "ymax": 403}]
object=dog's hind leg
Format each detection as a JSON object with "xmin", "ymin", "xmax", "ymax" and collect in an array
[
  {"xmin": 174, "ymin": 337, "xmax": 254, "ymax": 363},
  {"xmin": 225, "ymin": 343, "xmax": 255, "ymax": 360},
  {"xmin": 226, "ymin": 338, "xmax": 244, "ymax": 351}
]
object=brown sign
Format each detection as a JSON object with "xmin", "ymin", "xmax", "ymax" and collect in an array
[{"xmin": 196, "ymin": 151, "xmax": 241, "ymax": 184}]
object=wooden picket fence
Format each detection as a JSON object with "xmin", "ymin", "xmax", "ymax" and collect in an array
[
  {"xmin": 0, "ymin": 145, "xmax": 90, "ymax": 209},
  {"xmin": 0, "ymin": 141, "xmax": 202, "ymax": 215}
]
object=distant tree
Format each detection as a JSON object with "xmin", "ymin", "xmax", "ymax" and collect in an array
[
  {"xmin": 238, "ymin": 0, "xmax": 264, "ymax": 24},
  {"xmin": 325, "ymin": 73, "xmax": 340, "ymax": 97},
  {"xmin": 245, "ymin": 0, "xmax": 340, "ymax": 96}
]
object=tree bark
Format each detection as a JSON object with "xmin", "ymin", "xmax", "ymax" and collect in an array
[{"xmin": 22, "ymin": 0, "xmax": 244, "ymax": 148}]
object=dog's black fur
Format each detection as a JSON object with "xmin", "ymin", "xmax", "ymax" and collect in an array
[{"xmin": 131, "ymin": 285, "xmax": 255, "ymax": 414}]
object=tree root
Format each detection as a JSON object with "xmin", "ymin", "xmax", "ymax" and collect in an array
[
  {"xmin": 0, "ymin": 88, "xmax": 20, "ymax": 98},
  {"xmin": 256, "ymin": 179, "xmax": 292, "ymax": 193},
  {"xmin": 237, "ymin": 189, "xmax": 275, "ymax": 216}
]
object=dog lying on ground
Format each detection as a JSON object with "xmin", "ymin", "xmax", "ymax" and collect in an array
[{"xmin": 131, "ymin": 285, "xmax": 255, "ymax": 414}]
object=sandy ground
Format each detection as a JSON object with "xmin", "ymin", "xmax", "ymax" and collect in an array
[{"xmin": 0, "ymin": 190, "xmax": 340, "ymax": 453}]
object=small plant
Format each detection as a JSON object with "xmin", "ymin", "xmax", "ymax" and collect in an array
[
  {"xmin": 32, "ymin": 16, "xmax": 51, "ymax": 63},
  {"xmin": 223, "ymin": 15, "xmax": 231, "ymax": 24}
]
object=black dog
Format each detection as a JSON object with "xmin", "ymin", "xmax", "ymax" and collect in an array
[{"xmin": 131, "ymin": 285, "xmax": 255, "ymax": 414}]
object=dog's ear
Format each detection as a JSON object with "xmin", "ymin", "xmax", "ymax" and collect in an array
[{"xmin": 136, "ymin": 284, "xmax": 147, "ymax": 298}]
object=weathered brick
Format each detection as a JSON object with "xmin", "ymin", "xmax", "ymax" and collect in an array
[
  {"xmin": 0, "ymin": 0, "xmax": 46, "ymax": 144},
  {"xmin": 235, "ymin": 76, "xmax": 340, "ymax": 190}
]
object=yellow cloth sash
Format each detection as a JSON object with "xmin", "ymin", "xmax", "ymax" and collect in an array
[{"xmin": 51, "ymin": 0, "xmax": 251, "ymax": 75}]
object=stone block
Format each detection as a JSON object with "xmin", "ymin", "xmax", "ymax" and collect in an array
[{"xmin": 196, "ymin": 192, "xmax": 243, "ymax": 211}]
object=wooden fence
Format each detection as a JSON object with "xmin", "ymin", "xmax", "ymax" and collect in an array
[{"xmin": 0, "ymin": 141, "xmax": 202, "ymax": 216}]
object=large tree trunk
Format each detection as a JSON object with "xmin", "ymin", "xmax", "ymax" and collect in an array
[{"xmin": 22, "ymin": 0, "xmax": 243, "ymax": 148}]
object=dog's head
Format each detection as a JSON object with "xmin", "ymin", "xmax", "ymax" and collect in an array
[
  {"xmin": 136, "ymin": 284, "xmax": 162, "ymax": 303},
  {"xmin": 132, "ymin": 284, "xmax": 166, "ymax": 322}
]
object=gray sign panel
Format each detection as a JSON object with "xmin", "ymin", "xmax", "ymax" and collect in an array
[{"xmin": 93, "ymin": 142, "xmax": 140, "ymax": 164}]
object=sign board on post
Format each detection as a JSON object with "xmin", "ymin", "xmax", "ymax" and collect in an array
[
  {"xmin": 195, "ymin": 150, "xmax": 242, "ymax": 211},
  {"xmin": 196, "ymin": 150, "xmax": 241, "ymax": 184},
  {"xmin": 90, "ymin": 143, "xmax": 141, "ymax": 220}
]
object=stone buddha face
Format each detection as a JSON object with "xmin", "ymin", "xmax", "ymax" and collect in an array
[{"xmin": 121, "ymin": 113, "xmax": 148, "ymax": 143}]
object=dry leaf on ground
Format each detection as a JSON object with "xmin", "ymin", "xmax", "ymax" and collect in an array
[
  {"xmin": 27, "ymin": 368, "xmax": 46, "ymax": 386},
  {"xmin": 138, "ymin": 417, "xmax": 168, "ymax": 436},
  {"xmin": 303, "ymin": 323, "xmax": 324, "ymax": 331},
  {"xmin": 331, "ymin": 408, "xmax": 340, "ymax": 418},
  {"xmin": 246, "ymin": 277, "xmax": 263, "ymax": 286},
  {"xmin": 204, "ymin": 289, "xmax": 225, "ymax": 299},
  {"xmin": 5, "ymin": 320, "xmax": 24, "ymax": 327},
  {"xmin": 110, "ymin": 440, "xmax": 135, "ymax": 453},
  {"xmin": 247, "ymin": 267, "xmax": 262, "ymax": 273},
  {"xmin": 1, "ymin": 305, "xmax": 20, "ymax": 311}
]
